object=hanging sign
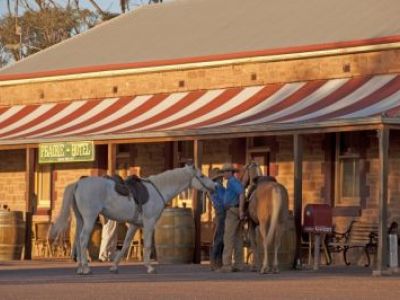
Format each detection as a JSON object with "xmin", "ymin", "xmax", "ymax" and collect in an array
[{"xmin": 39, "ymin": 141, "xmax": 95, "ymax": 164}]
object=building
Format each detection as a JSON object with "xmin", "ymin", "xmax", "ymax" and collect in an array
[{"xmin": 0, "ymin": 0, "xmax": 399, "ymax": 273}]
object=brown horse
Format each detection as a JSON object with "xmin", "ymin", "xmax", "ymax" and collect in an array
[{"xmin": 242, "ymin": 161, "xmax": 289, "ymax": 273}]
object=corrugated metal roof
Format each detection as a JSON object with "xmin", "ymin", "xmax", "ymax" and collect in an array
[{"xmin": 1, "ymin": 0, "xmax": 400, "ymax": 77}]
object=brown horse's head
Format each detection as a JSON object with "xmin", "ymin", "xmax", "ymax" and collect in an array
[{"xmin": 241, "ymin": 161, "xmax": 263, "ymax": 187}]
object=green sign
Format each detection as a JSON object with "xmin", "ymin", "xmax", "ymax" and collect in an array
[{"xmin": 39, "ymin": 141, "xmax": 95, "ymax": 164}]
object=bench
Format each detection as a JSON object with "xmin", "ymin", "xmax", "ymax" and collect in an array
[{"xmin": 326, "ymin": 221, "xmax": 378, "ymax": 267}]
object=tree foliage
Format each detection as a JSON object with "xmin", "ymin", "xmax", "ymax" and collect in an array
[{"xmin": 0, "ymin": 0, "xmax": 163, "ymax": 67}]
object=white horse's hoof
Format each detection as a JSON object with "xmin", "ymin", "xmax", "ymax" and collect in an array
[
  {"xmin": 81, "ymin": 266, "xmax": 92, "ymax": 275},
  {"xmin": 147, "ymin": 267, "xmax": 157, "ymax": 274},
  {"xmin": 77, "ymin": 267, "xmax": 83, "ymax": 275},
  {"xmin": 260, "ymin": 266, "xmax": 273, "ymax": 274},
  {"xmin": 272, "ymin": 266, "xmax": 280, "ymax": 274},
  {"xmin": 110, "ymin": 266, "xmax": 119, "ymax": 274}
]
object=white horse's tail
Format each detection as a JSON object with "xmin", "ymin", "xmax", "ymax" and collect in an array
[
  {"xmin": 265, "ymin": 185, "xmax": 283, "ymax": 246},
  {"xmin": 48, "ymin": 182, "xmax": 77, "ymax": 242}
]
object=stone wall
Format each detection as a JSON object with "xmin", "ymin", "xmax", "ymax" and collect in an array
[
  {"xmin": 129, "ymin": 142, "xmax": 170, "ymax": 177},
  {"xmin": 1, "ymin": 134, "xmax": 398, "ymax": 265},
  {"xmin": 0, "ymin": 150, "xmax": 26, "ymax": 212},
  {"xmin": 273, "ymin": 134, "xmax": 327, "ymax": 212},
  {"xmin": 1, "ymin": 49, "xmax": 399, "ymax": 106}
]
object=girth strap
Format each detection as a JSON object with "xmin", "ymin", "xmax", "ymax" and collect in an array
[{"xmin": 141, "ymin": 178, "xmax": 167, "ymax": 207}]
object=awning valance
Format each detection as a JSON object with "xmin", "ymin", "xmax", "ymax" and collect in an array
[{"xmin": 1, "ymin": 74, "xmax": 400, "ymax": 145}]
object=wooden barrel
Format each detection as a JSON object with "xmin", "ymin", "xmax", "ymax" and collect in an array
[
  {"xmin": 255, "ymin": 214, "xmax": 296, "ymax": 270},
  {"xmin": 155, "ymin": 207, "xmax": 194, "ymax": 264},
  {"xmin": 0, "ymin": 211, "xmax": 25, "ymax": 260}
]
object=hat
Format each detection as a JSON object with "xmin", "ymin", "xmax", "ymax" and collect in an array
[
  {"xmin": 221, "ymin": 163, "xmax": 239, "ymax": 172},
  {"xmin": 209, "ymin": 167, "xmax": 223, "ymax": 180}
]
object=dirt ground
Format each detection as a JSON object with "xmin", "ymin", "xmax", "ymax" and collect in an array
[{"xmin": 0, "ymin": 261, "xmax": 399, "ymax": 300}]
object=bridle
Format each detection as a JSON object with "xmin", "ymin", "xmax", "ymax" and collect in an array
[
  {"xmin": 189, "ymin": 172, "xmax": 215, "ymax": 193},
  {"xmin": 241, "ymin": 161, "xmax": 262, "ymax": 188}
]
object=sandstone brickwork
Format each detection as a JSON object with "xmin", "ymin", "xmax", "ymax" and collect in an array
[{"xmin": 1, "ymin": 49, "xmax": 399, "ymax": 106}]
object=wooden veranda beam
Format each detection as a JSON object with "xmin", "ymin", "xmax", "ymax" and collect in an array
[
  {"xmin": 107, "ymin": 143, "xmax": 116, "ymax": 176},
  {"xmin": 373, "ymin": 127, "xmax": 390, "ymax": 276},
  {"xmin": 293, "ymin": 134, "xmax": 303, "ymax": 269},
  {"xmin": 193, "ymin": 140, "xmax": 203, "ymax": 264},
  {"xmin": 24, "ymin": 147, "xmax": 35, "ymax": 260}
]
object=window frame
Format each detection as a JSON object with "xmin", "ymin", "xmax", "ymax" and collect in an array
[
  {"xmin": 334, "ymin": 133, "xmax": 362, "ymax": 207},
  {"xmin": 34, "ymin": 163, "xmax": 53, "ymax": 212}
]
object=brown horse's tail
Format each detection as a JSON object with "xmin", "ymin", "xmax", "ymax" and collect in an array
[{"xmin": 265, "ymin": 184, "xmax": 287, "ymax": 245}]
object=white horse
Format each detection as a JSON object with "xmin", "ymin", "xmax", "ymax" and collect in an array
[{"xmin": 49, "ymin": 164, "xmax": 216, "ymax": 275}]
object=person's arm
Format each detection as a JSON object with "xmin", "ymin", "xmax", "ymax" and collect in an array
[{"xmin": 230, "ymin": 179, "xmax": 245, "ymax": 219}]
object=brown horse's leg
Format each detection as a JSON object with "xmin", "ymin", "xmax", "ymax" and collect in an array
[
  {"xmin": 273, "ymin": 225, "xmax": 283, "ymax": 273},
  {"xmin": 248, "ymin": 222, "xmax": 259, "ymax": 271},
  {"xmin": 259, "ymin": 222, "xmax": 271, "ymax": 274}
]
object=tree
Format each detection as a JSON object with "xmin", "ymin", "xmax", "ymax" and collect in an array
[
  {"xmin": 0, "ymin": 1, "xmax": 98, "ymax": 65},
  {"xmin": 0, "ymin": 0, "xmax": 164, "ymax": 67}
]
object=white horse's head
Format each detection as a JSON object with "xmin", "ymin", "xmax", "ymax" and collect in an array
[{"xmin": 185, "ymin": 163, "xmax": 216, "ymax": 192}]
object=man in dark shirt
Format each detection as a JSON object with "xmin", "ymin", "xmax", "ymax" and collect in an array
[
  {"xmin": 218, "ymin": 163, "xmax": 245, "ymax": 272},
  {"xmin": 209, "ymin": 168, "xmax": 225, "ymax": 270}
]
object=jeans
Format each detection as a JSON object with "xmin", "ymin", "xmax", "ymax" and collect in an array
[{"xmin": 211, "ymin": 212, "xmax": 226, "ymax": 265}]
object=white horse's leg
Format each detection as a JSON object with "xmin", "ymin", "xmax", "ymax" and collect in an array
[
  {"xmin": 72, "ymin": 201, "xmax": 83, "ymax": 274},
  {"xmin": 110, "ymin": 223, "xmax": 138, "ymax": 273},
  {"xmin": 79, "ymin": 216, "xmax": 97, "ymax": 275},
  {"xmin": 143, "ymin": 219, "xmax": 157, "ymax": 274}
]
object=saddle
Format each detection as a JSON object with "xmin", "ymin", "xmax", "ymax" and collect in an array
[
  {"xmin": 104, "ymin": 175, "xmax": 150, "ymax": 211},
  {"xmin": 125, "ymin": 175, "xmax": 150, "ymax": 208},
  {"xmin": 247, "ymin": 175, "xmax": 277, "ymax": 199},
  {"xmin": 252, "ymin": 175, "xmax": 277, "ymax": 185}
]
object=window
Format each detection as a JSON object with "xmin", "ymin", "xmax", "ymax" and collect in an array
[
  {"xmin": 338, "ymin": 156, "xmax": 360, "ymax": 202},
  {"xmin": 335, "ymin": 133, "xmax": 361, "ymax": 206},
  {"xmin": 34, "ymin": 164, "xmax": 52, "ymax": 211}
]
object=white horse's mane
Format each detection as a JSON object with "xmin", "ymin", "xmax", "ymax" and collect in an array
[{"xmin": 147, "ymin": 165, "xmax": 194, "ymax": 190}]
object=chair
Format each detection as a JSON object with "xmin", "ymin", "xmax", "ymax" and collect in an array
[
  {"xmin": 32, "ymin": 222, "xmax": 52, "ymax": 257},
  {"xmin": 125, "ymin": 229, "xmax": 143, "ymax": 261},
  {"xmin": 201, "ymin": 221, "xmax": 215, "ymax": 260}
]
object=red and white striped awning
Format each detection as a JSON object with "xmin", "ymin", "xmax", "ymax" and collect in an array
[{"xmin": 1, "ymin": 73, "xmax": 400, "ymax": 144}]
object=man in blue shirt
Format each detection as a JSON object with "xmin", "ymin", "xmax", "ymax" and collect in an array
[
  {"xmin": 208, "ymin": 168, "xmax": 225, "ymax": 270},
  {"xmin": 218, "ymin": 163, "xmax": 245, "ymax": 273}
]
